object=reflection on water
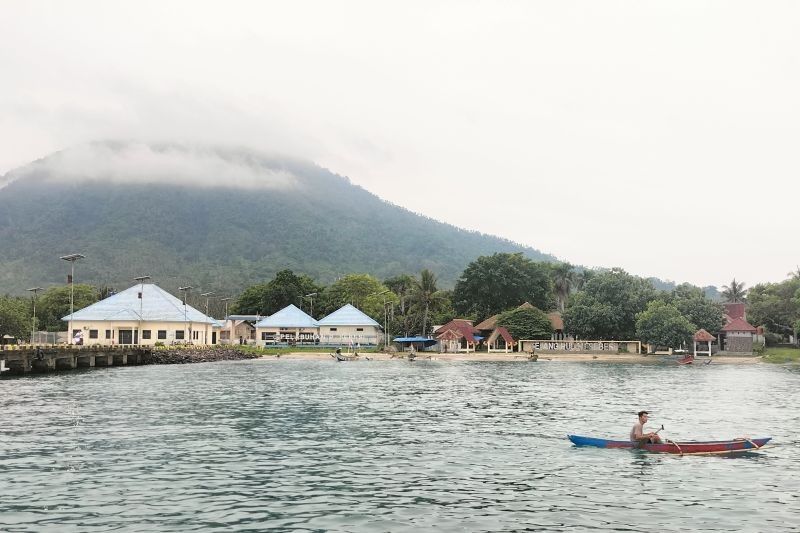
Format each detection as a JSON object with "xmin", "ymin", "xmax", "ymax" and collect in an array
[{"xmin": 1, "ymin": 360, "xmax": 798, "ymax": 532}]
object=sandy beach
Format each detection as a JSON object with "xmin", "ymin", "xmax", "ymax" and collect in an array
[{"xmin": 262, "ymin": 352, "xmax": 762, "ymax": 364}]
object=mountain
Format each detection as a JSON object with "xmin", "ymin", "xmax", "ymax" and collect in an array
[{"xmin": 0, "ymin": 142, "xmax": 555, "ymax": 295}]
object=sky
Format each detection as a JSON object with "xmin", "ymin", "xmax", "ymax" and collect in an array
[{"xmin": 1, "ymin": 1, "xmax": 798, "ymax": 288}]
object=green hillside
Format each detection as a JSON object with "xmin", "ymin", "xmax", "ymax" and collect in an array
[{"xmin": 0, "ymin": 142, "xmax": 555, "ymax": 295}]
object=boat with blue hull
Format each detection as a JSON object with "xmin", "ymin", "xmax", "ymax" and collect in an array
[{"xmin": 568, "ymin": 435, "xmax": 771, "ymax": 455}]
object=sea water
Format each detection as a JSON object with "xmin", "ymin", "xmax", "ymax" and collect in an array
[{"xmin": 1, "ymin": 359, "xmax": 798, "ymax": 532}]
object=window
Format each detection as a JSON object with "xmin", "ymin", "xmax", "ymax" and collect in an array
[
  {"xmin": 89, "ymin": 330, "xmax": 98, "ymax": 339},
  {"xmin": 105, "ymin": 330, "xmax": 112, "ymax": 339},
  {"xmin": 356, "ymin": 328, "xmax": 364, "ymax": 332},
  {"xmin": 329, "ymin": 327, "xmax": 337, "ymax": 332},
  {"xmin": 158, "ymin": 330, "xmax": 167, "ymax": 340},
  {"xmin": 193, "ymin": 331, "xmax": 199, "ymax": 340},
  {"xmin": 142, "ymin": 330, "xmax": 151, "ymax": 340},
  {"xmin": 175, "ymin": 330, "xmax": 185, "ymax": 340}
]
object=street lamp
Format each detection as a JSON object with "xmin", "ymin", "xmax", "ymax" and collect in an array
[
  {"xmin": 60, "ymin": 253, "xmax": 85, "ymax": 345},
  {"xmin": 201, "ymin": 292, "xmax": 215, "ymax": 345},
  {"xmin": 303, "ymin": 292, "xmax": 317, "ymax": 318},
  {"xmin": 201, "ymin": 292, "xmax": 215, "ymax": 316},
  {"xmin": 134, "ymin": 275, "xmax": 151, "ymax": 346},
  {"xmin": 219, "ymin": 297, "xmax": 231, "ymax": 319},
  {"xmin": 27, "ymin": 287, "xmax": 44, "ymax": 345},
  {"xmin": 178, "ymin": 286, "xmax": 192, "ymax": 344},
  {"xmin": 377, "ymin": 289, "xmax": 390, "ymax": 347}
]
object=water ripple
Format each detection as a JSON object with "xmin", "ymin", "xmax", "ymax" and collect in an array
[{"xmin": 1, "ymin": 360, "xmax": 798, "ymax": 531}]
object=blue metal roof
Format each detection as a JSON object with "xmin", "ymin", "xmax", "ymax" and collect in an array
[
  {"xmin": 394, "ymin": 336, "xmax": 437, "ymax": 346},
  {"xmin": 62, "ymin": 283, "xmax": 215, "ymax": 324},
  {"xmin": 254, "ymin": 304, "xmax": 318, "ymax": 328},
  {"xmin": 318, "ymin": 304, "xmax": 381, "ymax": 327}
]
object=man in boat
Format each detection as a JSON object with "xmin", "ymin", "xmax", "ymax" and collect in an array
[{"xmin": 630, "ymin": 411, "xmax": 662, "ymax": 445}]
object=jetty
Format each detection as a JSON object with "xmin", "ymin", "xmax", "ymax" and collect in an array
[{"xmin": 0, "ymin": 345, "xmax": 259, "ymax": 375}]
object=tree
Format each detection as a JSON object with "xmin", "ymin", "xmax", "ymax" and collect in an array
[
  {"xmin": 635, "ymin": 300, "xmax": 695, "ymax": 349},
  {"xmin": 318, "ymin": 274, "xmax": 394, "ymax": 322},
  {"xmin": 722, "ymin": 278, "xmax": 748, "ymax": 303},
  {"xmin": 562, "ymin": 268, "xmax": 656, "ymax": 340},
  {"xmin": 747, "ymin": 278, "xmax": 800, "ymax": 343},
  {"xmin": 453, "ymin": 253, "xmax": 553, "ymax": 321},
  {"xmin": 384, "ymin": 273, "xmax": 417, "ymax": 336},
  {"xmin": 409, "ymin": 269, "xmax": 448, "ymax": 336},
  {"xmin": 37, "ymin": 284, "xmax": 99, "ymax": 331},
  {"xmin": 0, "ymin": 295, "xmax": 29, "ymax": 341},
  {"xmin": 497, "ymin": 306, "xmax": 553, "ymax": 340},
  {"xmin": 550, "ymin": 262, "xmax": 575, "ymax": 313},
  {"xmin": 670, "ymin": 283, "xmax": 725, "ymax": 333},
  {"xmin": 233, "ymin": 270, "xmax": 322, "ymax": 317}
]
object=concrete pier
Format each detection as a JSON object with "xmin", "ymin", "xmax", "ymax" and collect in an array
[{"xmin": 0, "ymin": 346, "xmax": 149, "ymax": 375}]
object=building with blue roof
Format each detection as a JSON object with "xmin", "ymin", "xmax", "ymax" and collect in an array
[
  {"xmin": 317, "ymin": 304, "xmax": 383, "ymax": 346},
  {"xmin": 254, "ymin": 304, "xmax": 319, "ymax": 346},
  {"xmin": 62, "ymin": 282, "xmax": 218, "ymax": 346}
]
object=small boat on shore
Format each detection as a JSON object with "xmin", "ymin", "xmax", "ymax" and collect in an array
[
  {"xmin": 677, "ymin": 354, "xmax": 695, "ymax": 365},
  {"xmin": 568, "ymin": 435, "xmax": 771, "ymax": 455}
]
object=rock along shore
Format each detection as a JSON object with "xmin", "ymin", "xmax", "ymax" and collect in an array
[{"xmin": 141, "ymin": 347, "xmax": 261, "ymax": 365}]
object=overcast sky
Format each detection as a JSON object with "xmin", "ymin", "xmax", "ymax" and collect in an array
[{"xmin": 1, "ymin": 1, "xmax": 797, "ymax": 288}]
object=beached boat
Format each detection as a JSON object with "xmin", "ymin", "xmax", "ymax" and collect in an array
[
  {"xmin": 330, "ymin": 352, "xmax": 359, "ymax": 362},
  {"xmin": 677, "ymin": 354, "xmax": 695, "ymax": 365},
  {"xmin": 568, "ymin": 435, "xmax": 771, "ymax": 455}
]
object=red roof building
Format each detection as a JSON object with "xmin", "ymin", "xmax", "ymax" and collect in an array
[
  {"xmin": 721, "ymin": 317, "xmax": 757, "ymax": 333},
  {"xmin": 436, "ymin": 319, "xmax": 481, "ymax": 352}
]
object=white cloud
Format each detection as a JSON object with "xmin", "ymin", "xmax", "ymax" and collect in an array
[
  {"xmin": 0, "ymin": 1, "xmax": 798, "ymax": 287},
  {"xmin": 5, "ymin": 142, "xmax": 298, "ymax": 191}
]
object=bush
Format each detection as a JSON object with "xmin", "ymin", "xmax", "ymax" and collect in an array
[
  {"xmin": 764, "ymin": 332, "xmax": 784, "ymax": 347},
  {"xmin": 497, "ymin": 306, "xmax": 553, "ymax": 340}
]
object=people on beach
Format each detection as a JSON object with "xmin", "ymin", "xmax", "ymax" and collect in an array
[{"xmin": 630, "ymin": 410, "xmax": 662, "ymax": 444}]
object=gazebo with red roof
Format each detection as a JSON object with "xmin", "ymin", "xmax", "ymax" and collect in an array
[
  {"xmin": 486, "ymin": 326, "xmax": 516, "ymax": 353},
  {"xmin": 435, "ymin": 318, "xmax": 481, "ymax": 353},
  {"xmin": 693, "ymin": 328, "xmax": 716, "ymax": 357}
]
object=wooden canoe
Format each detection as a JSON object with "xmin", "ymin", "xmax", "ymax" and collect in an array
[{"xmin": 568, "ymin": 435, "xmax": 771, "ymax": 455}]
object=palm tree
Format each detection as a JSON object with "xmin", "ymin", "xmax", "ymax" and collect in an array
[
  {"xmin": 552, "ymin": 262, "xmax": 574, "ymax": 312},
  {"xmin": 721, "ymin": 278, "xmax": 747, "ymax": 303},
  {"xmin": 410, "ymin": 269, "xmax": 446, "ymax": 336}
]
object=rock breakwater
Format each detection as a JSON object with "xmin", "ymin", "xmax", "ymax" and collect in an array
[{"xmin": 141, "ymin": 348, "xmax": 261, "ymax": 365}]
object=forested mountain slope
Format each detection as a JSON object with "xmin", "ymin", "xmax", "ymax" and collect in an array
[{"xmin": 0, "ymin": 142, "xmax": 554, "ymax": 295}]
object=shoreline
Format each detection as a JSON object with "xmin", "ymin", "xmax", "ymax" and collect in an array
[{"xmin": 259, "ymin": 352, "xmax": 763, "ymax": 364}]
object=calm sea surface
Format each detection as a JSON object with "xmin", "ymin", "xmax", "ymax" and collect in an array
[{"xmin": 1, "ymin": 359, "xmax": 799, "ymax": 532}]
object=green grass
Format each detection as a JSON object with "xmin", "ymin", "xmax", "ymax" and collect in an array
[
  {"xmin": 762, "ymin": 346, "xmax": 800, "ymax": 364},
  {"xmin": 236, "ymin": 345, "xmax": 382, "ymax": 356}
]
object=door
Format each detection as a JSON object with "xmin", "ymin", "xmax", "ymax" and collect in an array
[
  {"xmin": 119, "ymin": 330, "xmax": 133, "ymax": 345},
  {"xmin": 212, "ymin": 332, "xmax": 217, "ymax": 344}
]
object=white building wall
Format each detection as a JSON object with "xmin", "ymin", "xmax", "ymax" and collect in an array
[
  {"xmin": 69, "ymin": 320, "xmax": 215, "ymax": 346},
  {"xmin": 319, "ymin": 325, "xmax": 382, "ymax": 345}
]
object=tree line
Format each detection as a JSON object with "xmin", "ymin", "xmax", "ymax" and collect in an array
[{"xmin": 3, "ymin": 253, "xmax": 797, "ymax": 348}]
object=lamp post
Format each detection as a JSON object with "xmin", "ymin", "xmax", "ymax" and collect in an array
[
  {"xmin": 201, "ymin": 292, "xmax": 214, "ymax": 345},
  {"xmin": 201, "ymin": 292, "xmax": 214, "ymax": 317},
  {"xmin": 378, "ymin": 289, "xmax": 390, "ymax": 347},
  {"xmin": 178, "ymin": 286, "xmax": 192, "ymax": 344},
  {"xmin": 27, "ymin": 287, "xmax": 44, "ymax": 345},
  {"xmin": 60, "ymin": 253, "xmax": 85, "ymax": 345},
  {"xmin": 219, "ymin": 297, "xmax": 231, "ymax": 319},
  {"xmin": 303, "ymin": 292, "xmax": 317, "ymax": 318},
  {"xmin": 134, "ymin": 276, "xmax": 151, "ymax": 346}
]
